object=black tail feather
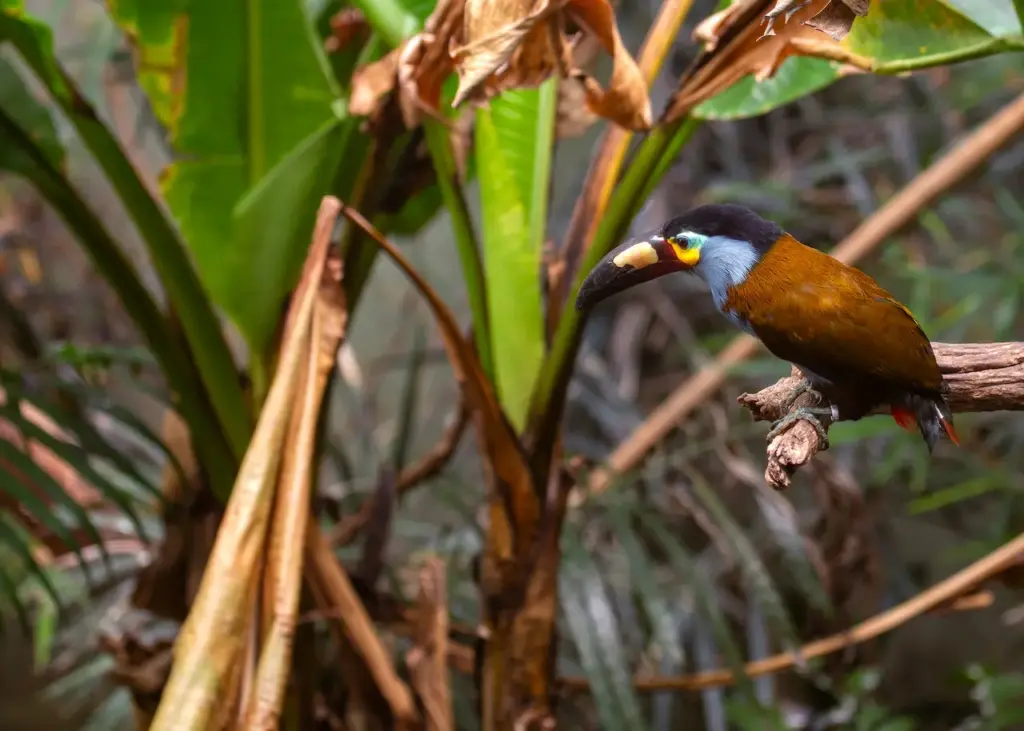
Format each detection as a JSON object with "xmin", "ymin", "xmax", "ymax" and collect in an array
[{"xmin": 906, "ymin": 392, "xmax": 959, "ymax": 453}]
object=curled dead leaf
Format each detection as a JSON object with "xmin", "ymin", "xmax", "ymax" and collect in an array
[
  {"xmin": 349, "ymin": 52, "xmax": 402, "ymax": 119},
  {"xmin": 325, "ymin": 8, "xmax": 369, "ymax": 54},
  {"xmin": 764, "ymin": 0, "xmax": 868, "ymax": 41},
  {"xmin": 350, "ymin": 0, "xmax": 464, "ymax": 127},
  {"xmin": 451, "ymin": 0, "xmax": 563, "ymax": 107},
  {"xmin": 349, "ymin": 0, "xmax": 652, "ymax": 132},
  {"xmin": 565, "ymin": 0, "xmax": 652, "ymax": 130}
]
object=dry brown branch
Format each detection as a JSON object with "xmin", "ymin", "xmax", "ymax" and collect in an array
[
  {"xmin": 329, "ymin": 395, "xmax": 469, "ymax": 546},
  {"xmin": 305, "ymin": 522, "xmax": 418, "ymax": 724},
  {"xmin": 148, "ymin": 197, "xmax": 347, "ymax": 731},
  {"xmin": 740, "ymin": 342, "xmax": 1024, "ymax": 488},
  {"xmin": 560, "ymin": 527, "xmax": 1024, "ymax": 693},
  {"xmin": 406, "ymin": 557, "xmax": 454, "ymax": 731},
  {"xmin": 574, "ymin": 89, "xmax": 1024, "ymax": 505}
]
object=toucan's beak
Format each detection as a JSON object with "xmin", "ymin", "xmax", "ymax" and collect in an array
[{"xmin": 575, "ymin": 230, "xmax": 698, "ymax": 312}]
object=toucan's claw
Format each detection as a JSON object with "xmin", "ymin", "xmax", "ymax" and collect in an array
[
  {"xmin": 767, "ymin": 406, "xmax": 833, "ymax": 449},
  {"xmin": 780, "ymin": 379, "xmax": 811, "ymax": 413}
]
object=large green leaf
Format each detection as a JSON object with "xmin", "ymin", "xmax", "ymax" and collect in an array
[
  {"xmin": 844, "ymin": 0, "xmax": 1024, "ymax": 65},
  {"xmin": 107, "ymin": 0, "xmax": 343, "ymax": 352},
  {"xmin": 105, "ymin": 0, "xmax": 185, "ymax": 128},
  {"xmin": 696, "ymin": 0, "xmax": 1023, "ymax": 121},
  {"xmin": 0, "ymin": 56, "xmax": 63, "ymax": 165},
  {"xmin": 475, "ymin": 82, "xmax": 555, "ymax": 430},
  {"xmin": 0, "ymin": 4, "xmax": 251, "ymax": 480},
  {"xmin": 695, "ymin": 58, "xmax": 840, "ymax": 120},
  {"xmin": 945, "ymin": 0, "xmax": 1024, "ymax": 35},
  {"xmin": 231, "ymin": 116, "xmax": 347, "ymax": 345}
]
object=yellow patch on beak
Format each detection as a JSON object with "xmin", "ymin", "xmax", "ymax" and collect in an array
[
  {"xmin": 669, "ymin": 239, "xmax": 700, "ymax": 267},
  {"xmin": 612, "ymin": 241, "xmax": 659, "ymax": 270}
]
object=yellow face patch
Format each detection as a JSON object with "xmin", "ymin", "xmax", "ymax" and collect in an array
[
  {"xmin": 669, "ymin": 238, "xmax": 700, "ymax": 267},
  {"xmin": 612, "ymin": 241, "xmax": 659, "ymax": 270}
]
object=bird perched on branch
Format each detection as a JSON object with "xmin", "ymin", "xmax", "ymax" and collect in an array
[{"xmin": 575, "ymin": 203, "xmax": 959, "ymax": 451}]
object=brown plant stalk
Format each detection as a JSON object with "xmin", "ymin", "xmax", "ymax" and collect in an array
[
  {"xmin": 575, "ymin": 89, "xmax": 1024, "ymax": 503},
  {"xmin": 741, "ymin": 343, "xmax": 1024, "ymax": 489}
]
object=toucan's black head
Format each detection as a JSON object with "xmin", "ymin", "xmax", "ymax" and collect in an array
[
  {"xmin": 660, "ymin": 203, "xmax": 783, "ymax": 255},
  {"xmin": 574, "ymin": 203, "xmax": 783, "ymax": 312}
]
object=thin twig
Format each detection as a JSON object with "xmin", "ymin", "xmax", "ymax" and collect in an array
[
  {"xmin": 329, "ymin": 395, "xmax": 469, "ymax": 546},
  {"xmin": 406, "ymin": 557, "xmax": 454, "ymax": 731},
  {"xmin": 560, "ymin": 529, "xmax": 1024, "ymax": 693},
  {"xmin": 305, "ymin": 521, "xmax": 419, "ymax": 724},
  {"xmin": 575, "ymin": 90, "xmax": 1024, "ymax": 504}
]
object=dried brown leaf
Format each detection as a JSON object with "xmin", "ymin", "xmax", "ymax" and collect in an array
[
  {"xmin": 339, "ymin": 205, "xmax": 539, "ymax": 556},
  {"xmin": 148, "ymin": 199, "xmax": 343, "ymax": 731},
  {"xmin": 339, "ymin": 206, "xmax": 556, "ymax": 722},
  {"xmin": 305, "ymin": 522, "xmax": 419, "ymax": 724},
  {"xmin": 350, "ymin": 0, "xmax": 650, "ymax": 131},
  {"xmin": 350, "ymin": 50, "xmax": 402, "ymax": 118},
  {"xmin": 451, "ymin": 0, "xmax": 563, "ymax": 107},
  {"xmin": 566, "ymin": 0, "xmax": 652, "ymax": 130},
  {"xmin": 398, "ymin": 0, "xmax": 466, "ymax": 127},
  {"xmin": 349, "ymin": 0, "xmax": 464, "ymax": 127},
  {"xmin": 692, "ymin": 0, "xmax": 762, "ymax": 50},
  {"xmin": 247, "ymin": 242, "xmax": 349, "ymax": 730},
  {"xmin": 325, "ymin": 8, "xmax": 369, "ymax": 54},
  {"xmin": 805, "ymin": 0, "xmax": 860, "ymax": 41}
]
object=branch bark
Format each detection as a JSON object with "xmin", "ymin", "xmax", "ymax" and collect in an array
[{"xmin": 738, "ymin": 342, "xmax": 1024, "ymax": 489}]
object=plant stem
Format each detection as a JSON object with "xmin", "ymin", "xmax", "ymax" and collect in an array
[
  {"xmin": 528, "ymin": 119, "xmax": 699, "ymax": 427},
  {"xmin": 423, "ymin": 120, "xmax": 494, "ymax": 382},
  {"xmin": 349, "ymin": 0, "xmax": 417, "ymax": 47}
]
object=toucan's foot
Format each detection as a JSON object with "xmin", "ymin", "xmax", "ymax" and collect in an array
[
  {"xmin": 780, "ymin": 379, "xmax": 811, "ymax": 412},
  {"xmin": 767, "ymin": 406, "xmax": 834, "ymax": 448}
]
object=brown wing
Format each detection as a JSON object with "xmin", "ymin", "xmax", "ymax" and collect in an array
[{"xmin": 727, "ymin": 236, "xmax": 942, "ymax": 391}]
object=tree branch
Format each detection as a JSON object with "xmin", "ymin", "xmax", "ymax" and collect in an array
[{"xmin": 738, "ymin": 342, "xmax": 1024, "ymax": 489}]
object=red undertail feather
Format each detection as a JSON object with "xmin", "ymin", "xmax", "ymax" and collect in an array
[
  {"xmin": 893, "ymin": 396, "xmax": 960, "ymax": 451},
  {"xmin": 890, "ymin": 405, "xmax": 916, "ymax": 432},
  {"xmin": 942, "ymin": 415, "xmax": 961, "ymax": 446}
]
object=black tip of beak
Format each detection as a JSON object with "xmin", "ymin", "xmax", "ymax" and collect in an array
[
  {"xmin": 573, "ymin": 231, "xmax": 681, "ymax": 314},
  {"xmin": 574, "ymin": 267, "xmax": 614, "ymax": 313}
]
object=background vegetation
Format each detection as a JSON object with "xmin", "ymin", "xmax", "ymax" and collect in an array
[{"xmin": 1, "ymin": 0, "xmax": 1024, "ymax": 729}]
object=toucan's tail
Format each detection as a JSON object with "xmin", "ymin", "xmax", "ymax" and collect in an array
[{"xmin": 891, "ymin": 393, "xmax": 960, "ymax": 452}]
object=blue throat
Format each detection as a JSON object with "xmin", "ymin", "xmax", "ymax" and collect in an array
[{"xmin": 692, "ymin": 235, "xmax": 761, "ymax": 334}]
